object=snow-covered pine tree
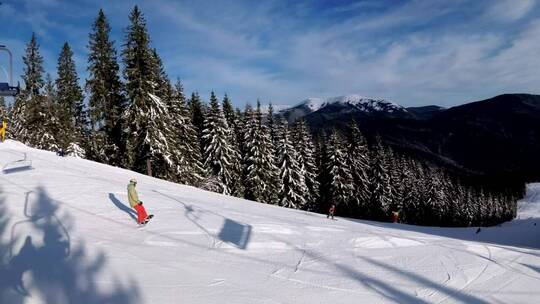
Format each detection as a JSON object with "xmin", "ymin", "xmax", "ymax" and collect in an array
[
  {"xmin": 151, "ymin": 48, "xmax": 174, "ymax": 102},
  {"xmin": 86, "ymin": 9, "xmax": 126, "ymax": 165},
  {"xmin": 292, "ymin": 119, "xmax": 320, "ymax": 211},
  {"xmin": 368, "ymin": 137, "xmax": 392, "ymax": 219},
  {"xmin": 22, "ymin": 33, "xmax": 44, "ymax": 99},
  {"xmin": 324, "ymin": 129, "xmax": 354, "ymax": 211},
  {"xmin": 242, "ymin": 102, "xmax": 279, "ymax": 204},
  {"xmin": 383, "ymin": 147, "xmax": 403, "ymax": 213},
  {"xmin": 168, "ymin": 80, "xmax": 205, "ymax": 186},
  {"xmin": 188, "ymin": 91, "xmax": 206, "ymax": 154},
  {"xmin": 399, "ymin": 157, "xmax": 418, "ymax": 223},
  {"xmin": 8, "ymin": 96, "xmax": 27, "ymax": 142},
  {"xmin": 222, "ymin": 94, "xmax": 236, "ymax": 132},
  {"xmin": 202, "ymin": 92, "xmax": 241, "ymax": 195},
  {"xmin": 18, "ymin": 33, "xmax": 54, "ymax": 149},
  {"xmin": 276, "ymin": 118, "xmax": 307, "ymax": 209},
  {"xmin": 266, "ymin": 103, "xmax": 278, "ymax": 147},
  {"xmin": 422, "ymin": 167, "xmax": 447, "ymax": 225},
  {"xmin": 221, "ymin": 94, "xmax": 243, "ymax": 159},
  {"xmin": 0, "ymin": 97, "xmax": 7, "ymax": 121},
  {"xmin": 40, "ymin": 74, "xmax": 61, "ymax": 151},
  {"xmin": 122, "ymin": 5, "xmax": 177, "ymax": 178},
  {"xmin": 314, "ymin": 131, "xmax": 330, "ymax": 213},
  {"xmin": 236, "ymin": 106, "xmax": 249, "ymax": 159},
  {"xmin": 345, "ymin": 122, "xmax": 371, "ymax": 215},
  {"xmin": 259, "ymin": 102, "xmax": 280, "ymax": 204},
  {"xmin": 56, "ymin": 42, "xmax": 87, "ymax": 157}
]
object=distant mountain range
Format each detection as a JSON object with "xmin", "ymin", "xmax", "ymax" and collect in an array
[
  {"xmin": 279, "ymin": 95, "xmax": 414, "ymax": 123},
  {"xmin": 278, "ymin": 93, "xmax": 540, "ymax": 187}
]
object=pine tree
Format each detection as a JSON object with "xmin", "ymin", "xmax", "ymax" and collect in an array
[
  {"xmin": 86, "ymin": 9, "xmax": 126, "ymax": 164},
  {"xmin": 202, "ymin": 92, "xmax": 241, "ymax": 195},
  {"xmin": 243, "ymin": 102, "xmax": 279, "ymax": 204},
  {"xmin": 10, "ymin": 33, "xmax": 45, "ymax": 143},
  {"xmin": 292, "ymin": 119, "xmax": 320, "ymax": 210},
  {"xmin": 325, "ymin": 129, "xmax": 354, "ymax": 211},
  {"xmin": 315, "ymin": 132, "xmax": 330, "ymax": 213},
  {"xmin": 222, "ymin": 94, "xmax": 236, "ymax": 131},
  {"xmin": 384, "ymin": 147, "xmax": 401, "ymax": 212},
  {"xmin": 368, "ymin": 137, "xmax": 392, "ymax": 219},
  {"xmin": 267, "ymin": 103, "xmax": 278, "ymax": 147},
  {"xmin": 346, "ymin": 122, "xmax": 370, "ymax": 215},
  {"xmin": 22, "ymin": 33, "xmax": 44, "ymax": 98},
  {"xmin": 400, "ymin": 158, "xmax": 420, "ymax": 223},
  {"xmin": 19, "ymin": 33, "xmax": 51, "ymax": 148},
  {"xmin": 422, "ymin": 167, "xmax": 446, "ymax": 225},
  {"xmin": 168, "ymin": 80, "xmax": 205, "ymax": 186},
  {"xmin": 122, "ymin": 5, "xmax": 177, "ymax": 178},
  {"xmin": 151, "ymin": 48, "xmax": 174, "ymax": 102},
  {"xmin": 0, "ymin": 97, "xmax": 7, "ymax": 121},
  {"xmin": 41, "ymin": 74, "xmax": 61, "ymax": 150},
  {"xmin": 276, "ymin": 119, "xmax": 307, "ymax": 209},
  {"xmin": 188, "ymin": 91, "xmax": 205, "ymax": 153},
  {"xmin": 56, "ymin": 42, "xmax": 87, "ymax": 157},
  {"xmin": 8, "ymin": 96, "xmax": 27, "ymax": 142},
  {"xmin": 235, "ymin": 106, "xmax": 247, "ymax": 157}
]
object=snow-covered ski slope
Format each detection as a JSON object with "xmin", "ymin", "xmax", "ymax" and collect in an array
[{"xmin": 1, "ymin": 140, "xmax": 539, "ymax": 304}]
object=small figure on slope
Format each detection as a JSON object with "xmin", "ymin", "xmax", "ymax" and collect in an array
[
  {"xmin": 327, "ymin": 204, "xmax": 336, "ymax": 220},
  {"xmin": 56, "ymin": 148, "xmax": 65, "ymax": 157},
  {"xmin": 391, "ymin": 210, "xmax": 400, "ymax": 223},
  {"xmin": 127, "ymin": 179, "xmax": 153, "ymax": 225},
  {"xmin": 0, "ymin": 120, "xmax": 7, "ymax": 142}
]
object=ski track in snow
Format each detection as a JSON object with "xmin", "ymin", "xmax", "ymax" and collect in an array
[{"xmin": 1, "ymin": 140, "xmax": 540, "ymax": 303}]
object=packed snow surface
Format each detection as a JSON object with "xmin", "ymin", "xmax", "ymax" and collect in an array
[
  {"xmin": 291, "ymin": 95, "xmax": 405, "ymax": 113},
  {"xmin": 1, "ymin": 140, "xmax": 540, "ymax": 303}
]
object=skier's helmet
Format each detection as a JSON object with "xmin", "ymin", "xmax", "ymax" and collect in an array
[{"xmin": 130, "ymin": 178, "xmax": 137, "ymax": 185}]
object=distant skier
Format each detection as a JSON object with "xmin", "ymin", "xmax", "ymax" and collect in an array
[
  {"xmin": 327, "ymin": 204, "xmax": 336, "ymax": 220},
  {"xmin": 391, "ymin": 210, "xmax": 400, "ymax": 223},
  {"xmin": 0, "ymin": 120, "xmax": 7, "ymax": 142},
  {"xmin": 56, "ymin": 148, "xmax": 65, "ymax": 157},
  {"xmin": 127, "ymin": 179, "xmax": 153, "ymax": 225}
]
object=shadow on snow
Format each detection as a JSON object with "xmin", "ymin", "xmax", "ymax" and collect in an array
[
  {"xmin": 152, "ymin": 189, "xmax": 252, "ymax": 250},
  {"xmin": 108, "ymin": 193, "xmax": 137, "ymax": 222},
  {"xmin": 0, "ymin": 186, "xmax": 141, "ymax": 304}
]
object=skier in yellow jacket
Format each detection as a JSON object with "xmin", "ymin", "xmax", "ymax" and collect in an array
[
  {"xmin": 0, "ymin": 121, "xmax": 6, "ymax": 142},
  {"xmin": 128, "ymin": 179, "xmax": 153, "ymax": 225}
]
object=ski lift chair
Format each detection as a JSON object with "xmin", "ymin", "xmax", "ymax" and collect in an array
[
  {"xmin": 2, "ymin": 152, "xmax": 32, "ymax": 174},
  {"xmin": 0, "ymin": 82, "xmax": 19, "ymax": 97},
  {"xmin": 0, "ymin": 45, "xmax": 19, "ymax": 97}
]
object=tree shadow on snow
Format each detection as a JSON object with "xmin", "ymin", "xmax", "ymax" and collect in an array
[
  {"xmin": 0, "ymin": 186, "xmax": 141, "ymax": 304},
  {"xmin": 108, "ymin": 193, "xmax": 137, "ymax": 222},
  {"xmin": 152, "ymin": 189, "xmax": 252, "ymax": 250},
  {"xmin": 274, "ymin": 235, "xmax": 490, "ymax": 304}
]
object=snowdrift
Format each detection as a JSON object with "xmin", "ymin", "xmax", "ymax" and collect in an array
[{"xmin": 0, "ymin": 140, "xmax": 539, "ymax": 303}]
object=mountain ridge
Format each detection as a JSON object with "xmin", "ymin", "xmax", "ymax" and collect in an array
[{"xmin": 280, "ymin": 93, "xmax": 540, "ymax": 186}]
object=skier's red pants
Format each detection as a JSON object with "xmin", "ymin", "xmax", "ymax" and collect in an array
[{"xmin": 134, "ymin": 204, "xmax": 148, "ymax": 224}]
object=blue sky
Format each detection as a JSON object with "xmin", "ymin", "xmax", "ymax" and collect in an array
[{"xmin": 1, "ymin": 0, "xmax": 540, "ymax": 108}]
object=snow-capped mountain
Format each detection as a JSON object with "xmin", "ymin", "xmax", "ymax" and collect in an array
[{"xmin": 280, "ymin": 94, "xmax": 410, "ymax": 123}]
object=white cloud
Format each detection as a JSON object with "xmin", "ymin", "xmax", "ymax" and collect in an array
[{"xmin": 485, "ymin": 0, "xmax": 535, "ymax": 22}]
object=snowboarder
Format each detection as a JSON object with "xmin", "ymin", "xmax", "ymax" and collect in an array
[
  {"xmin": 327, "ymin": 204, "xmax": 336, "ymax": 220},
  {"xmin": 127, "ymin": 179, "xmax": 153, "ymax": 225},
  {"xmin": 0, "ymin": 120, "xmax": 6, "ymax": 142},
  {"xmin": 391, "ymin": 210, "xmax": 400, "ymax": 223}
]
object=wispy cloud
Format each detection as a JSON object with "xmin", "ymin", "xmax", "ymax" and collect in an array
[
  {"xmin": 1, "ymin": 0, "xmax": 540, "ymax": 107},
  {"xmin": 485, "ymin": 0, "xmax": 535, "ymax": 21}
]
